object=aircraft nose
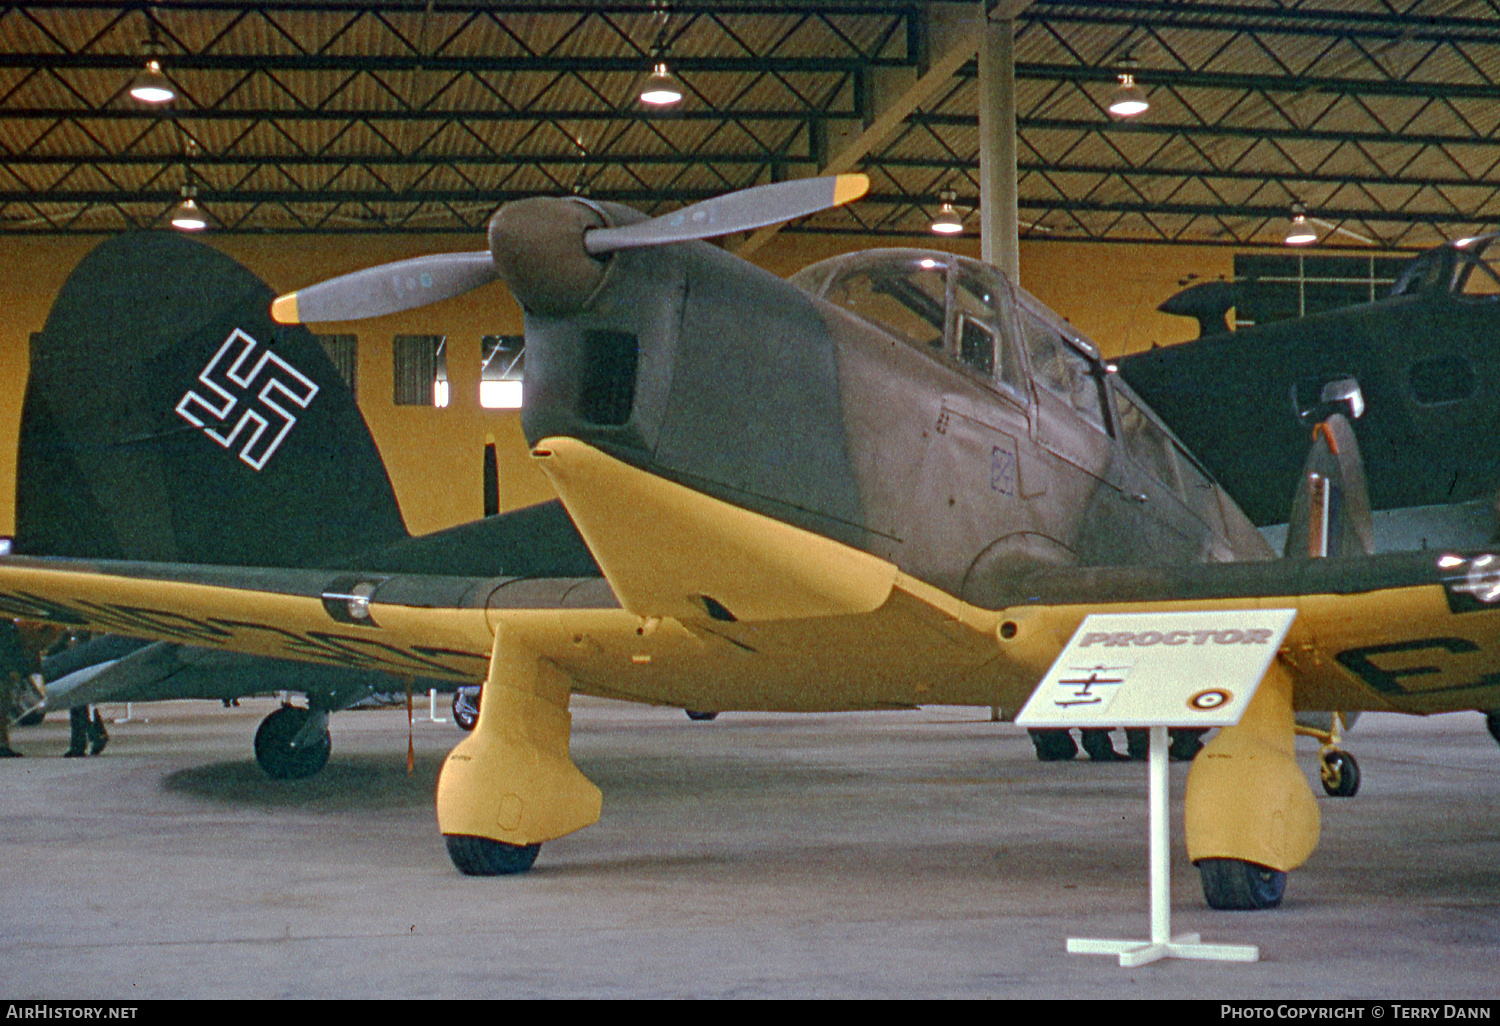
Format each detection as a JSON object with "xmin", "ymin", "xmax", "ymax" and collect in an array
[{"xmin": 487, "ymin": 197, "xmax": 608, "ymax": 317}]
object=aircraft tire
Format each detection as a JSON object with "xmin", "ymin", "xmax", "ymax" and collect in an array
[
  {"xmin": 1486, "ymin": 710, "xmax": 1500, "ymax": 747},
  {"xmin": 1319, "ymin": 750, "xmax": 1360, "ymax": 797},
  {"xmin": 445, "ymin": 835, "xmax": 541, "ymax": 876},
  {"xmin": 685, "ymin": 710, "xmax": 718, "ymax": 721},
  {"xmin": 1197, "ymin": 858, "xmax": 1286, "ymax": 910},
  {"xmin": 253, "ymin": 705, "xmax": 331, "ymax": 780}
]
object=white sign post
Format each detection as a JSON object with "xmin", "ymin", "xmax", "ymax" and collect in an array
[{"xmin": 1015, "ymin": 608, "xmax": 1297, "ymax": 968}]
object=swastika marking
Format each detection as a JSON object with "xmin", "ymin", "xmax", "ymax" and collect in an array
[{"xmin": 175, "ymin": 328, "xmax": 319, "ymax": 471}]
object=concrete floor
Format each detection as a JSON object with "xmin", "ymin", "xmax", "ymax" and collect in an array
[{"xmin": 0, "ymin": 696, "xmax": 1496, "ymax": 999}]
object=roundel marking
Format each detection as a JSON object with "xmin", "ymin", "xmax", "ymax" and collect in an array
[{"xmin": 1188, "ymin": 688, "xmax": 1231, "ymax": 711}]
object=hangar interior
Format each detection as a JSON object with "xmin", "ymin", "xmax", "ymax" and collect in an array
[
  {"xmin": 4, "ymin": 2, "xmax": 1500, "ymax": 999},
  {"xmin": 0, "ymin": 0, "xmax": 1494, "ymax": 535}
]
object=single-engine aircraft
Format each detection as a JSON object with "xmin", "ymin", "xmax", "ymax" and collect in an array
[
  {"xmin": 2, "ymin": 175, "xmax": 1499, "ymax": 912},
  {"xmin": 1118, "ymin": 234, "xmax": 1500, "ymax": 537}
]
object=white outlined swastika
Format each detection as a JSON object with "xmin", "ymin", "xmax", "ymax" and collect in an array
[{"xmin": 174, "ymin": 328, "xmax": 320, "ymax": 471}]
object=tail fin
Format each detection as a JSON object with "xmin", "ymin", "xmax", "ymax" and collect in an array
[
  {"xmin": 16, "ymin": 232, "xmax": 408, "ymax": 567},
  {"xmin": 1283, "ymin": 413, "xmax": 1374, "ymax": 559}
]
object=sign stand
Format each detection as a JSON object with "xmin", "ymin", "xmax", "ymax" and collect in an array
[
  {"xmin": 1063, "ymin": 725, "xmax": 1256, "ymax": 967},
  {"xmin": 1015, "ymin": 609, "xmax": 1298, "ymax": 968}
]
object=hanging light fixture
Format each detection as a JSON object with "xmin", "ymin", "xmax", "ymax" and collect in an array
[
  {"xmin": 930, "ymin": 188, "xmax": 964, "ymax": 235},
  {"xmin": 639, "ymin": 3, "xmax": 681, "ymax": 107},
  {"xmin": 130, "ymin": 22, "xmax": 174, "ymax": 105},
  {"xmin": 1108, "ymin": 71, "xmax": 1149, "ymax": 118},
  {"xmin": 639, "ymin": 56, "xmax": 683, "ymax": 106},
  {"xmin": 1284, "ymin": 201, "xmax": 1318, "ymax": 246},
  {"xmin": 130, "ymin": 58, "xmax": 174, "ymax": 104},
  {"xmin": 170, "ymin": 184, "xmax": 207, "ymax": 231}
]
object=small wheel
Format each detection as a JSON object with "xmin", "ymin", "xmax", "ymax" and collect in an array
[
  {"xmin": 685, "ymin": 709, "xmax": 718, "ymax": 721},
  {"xmin": 452, "ymin": 687, "xmax": 480, "ymax": 732},
  {"xmin": 253, "ymin": 704, "xmax": 330, "ymax": 780},
  {"xmin": 1320, "ymin": 749, "xmax": 1360, "ymax": 797},
  {"xmin": 1029, "ymin": 728, "xmax": 1077, "ymax": 762},
  {"xmin": 445, "ymin": 835, "xmax": 541, "ymax": 876},
  {"xmin": 1486, "ymin": 710, "xmax": 1500, "ymax": 747},
  {"xmin": 1198, "ymin": 858, "xmax": 1287, "ymax": 910}
]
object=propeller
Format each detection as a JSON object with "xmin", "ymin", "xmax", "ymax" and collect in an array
[{"xmin": 271, "ymin": 174, "xmax": 868, "ymax": 325}]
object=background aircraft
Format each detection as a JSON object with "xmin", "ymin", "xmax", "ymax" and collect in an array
[
  {"xmin": 10, "ymin": 231, "xmax": 598, "ymax": 776},
  {"xmin": 1117, "ymin": 234, "xmax": 1500, "ymax": 546},
  {"xmin": 1, "ymin": 177, "xmax": 1498, "ymax": 914}
]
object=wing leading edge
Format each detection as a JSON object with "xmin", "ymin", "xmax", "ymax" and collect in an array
[{"xmin": 2, "ymin": 511, "xmax": 1500, "ymax": 717}]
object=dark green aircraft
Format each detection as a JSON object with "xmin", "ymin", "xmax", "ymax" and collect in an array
[
  {"xmin": 1118, "ymin": 235, "xmax": 1500, "ymax": 538},
  {"xmin": 3, "ymin": 176, "xmax": 1500, "ymax": 913},
  {"xmin": 13, "ymin": 231, "xmax": 597, "ymax": 777}
]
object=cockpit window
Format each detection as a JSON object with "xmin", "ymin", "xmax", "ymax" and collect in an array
[
  {"xmin": 821, "ymin": 256, "xmax": 948, "ymax": 351},
  {"xmin": 1453, "ymin": 237, "xmax": 1500, "ymax": 298}
]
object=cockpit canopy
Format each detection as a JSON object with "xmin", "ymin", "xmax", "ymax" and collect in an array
[
  {"xmin": 1390, "ymin": 231, "xmax": 1500, "ymax": 300},
  {"xmin": 790, "ymin": 249, "xmax": 1099, "ymax": 397}
]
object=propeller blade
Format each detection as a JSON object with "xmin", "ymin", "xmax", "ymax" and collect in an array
[
  {"xmin": 271, "ymin": 251, "xmax": 497, "ymax": 324},
  {"xmin": 583, "ymin": 174, "xmax": 868, "ymax": 255}
]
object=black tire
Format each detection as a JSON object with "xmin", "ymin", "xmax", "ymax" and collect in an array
[
  {"xmin": 1320, "ymin": 750, "xmax": 1360, "ymax": 797},
  {"xmin": 1486, "ymin": 710, "xmax": 1500, "ymax": 747},
  {"xmin": 452, "ymin": 688, "xmax": 480, "ymax": 732},
  {"xmin": 445, "ymin": 835, "xmax": 541, "ymax": 876},
  {"xmin": 1029, "ymin": 728, "xmax": 1077, "ymax": 762},
  {"xmin": 253, "ymin": 705, "xmax": 330, "ymax": 780},
  {"xmin": 1198, "ymin": 858, "xmax": 1287, "ymax": 910},
  {"xmin": 685, "ymin": 709, "xmax": 718, "ymax": 721}
]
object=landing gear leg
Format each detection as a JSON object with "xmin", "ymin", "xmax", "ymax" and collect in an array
[
  {"xmin": 436, "ymin": 626, "xmax": 601, "ymax": 875},
  {"xmin": 1297, "ymin": 711, "xmax": 1360, "ymax": 797},
  {"xmin": 1185, "ymin": 659, "xmax": 1319, "ymax": 910}
]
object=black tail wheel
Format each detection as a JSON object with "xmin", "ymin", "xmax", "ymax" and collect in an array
[
  {"xmin": 1320, "ymin": 749, "xmax": 1361, "ymax": 797},
  {"xmin": 253, "ymin": 704, "xmax": 331, "ymax": 780},
  {"xmin": 445, "ymin": 835, "xmax": 541, "ymax": 876},
  {"xmin": 1198, "ymin": 858, "xmax": 1287, "ymax": 910}
]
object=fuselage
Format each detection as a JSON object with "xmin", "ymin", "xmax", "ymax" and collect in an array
[{"xmin": 516, "ymin": 203, "xmax": 1272, "ymax": 613}]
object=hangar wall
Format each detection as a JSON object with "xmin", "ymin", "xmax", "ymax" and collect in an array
[{"xmin": 0, "ymin": 231, "xmax": 1227, "ymax": 538}]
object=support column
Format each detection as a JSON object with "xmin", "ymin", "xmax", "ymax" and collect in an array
[{"xmin": 978, "ymin": 2, "xmax": 1020, "ymax": 285}]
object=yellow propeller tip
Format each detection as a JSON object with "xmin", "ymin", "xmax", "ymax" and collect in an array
[
  {"xmin": 270, "ymin": 293, "xmax": 300, "ymax": 324},
  {"xmin": 833, "ymin": 174, "xmax": 870, "ymax": 206}
]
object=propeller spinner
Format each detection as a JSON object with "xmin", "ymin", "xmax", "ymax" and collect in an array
[{"xmin": 270, "ymin": 174, "xmax": 869, "ymax": 325}]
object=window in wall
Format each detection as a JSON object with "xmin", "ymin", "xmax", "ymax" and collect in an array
[
  {"xmin": 314, "ymin": 334, "xmax": 357, "ymax": 395},
  {"xmin": 1232, "ymin": 254, "xmax": 1412, "ymax": 327},
  {"xmin": 480, "ymin": 335, "xmax": 525, "ymax": 409},
  {"xmin": 393, "ymin": 334, "xmax": 448, "ymax": 407}
]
